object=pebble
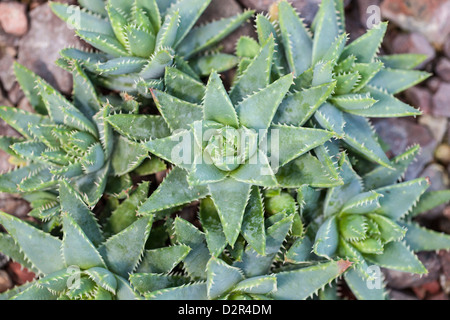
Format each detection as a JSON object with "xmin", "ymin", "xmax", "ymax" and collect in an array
[{"xmin": 0, "ymin": 2, "xmax": 28, "ymax": 37}]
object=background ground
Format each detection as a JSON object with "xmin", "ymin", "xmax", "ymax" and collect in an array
[{"xmin": 0, "ymin": 0, "xmax": 449, "ymax": 300}]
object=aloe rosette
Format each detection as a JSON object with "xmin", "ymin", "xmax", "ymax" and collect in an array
[
  {"xmin": 51, "ymin": 0, "xmax": 254, "ymax": 92},
  {"xmin": 306, "ymin": 151, "xmax": 450, "ymax": 300},
  {"xmin": 0, "ymin": 182, "xmax": 193, "ymax": 300},
  {"xmin": 236, "ymin": 0, "xmax": 430, "ymax": 168},
  {"xmin": 129, "ymin": 213, "xmax": 352, "ymax": 300},
  {"xmin": 108, "ymin": 38, "xmax": 340, "ymax": 250},
  {"xmin": 0, "ymin": 63, "xmax": 150, "ymax": 210}
]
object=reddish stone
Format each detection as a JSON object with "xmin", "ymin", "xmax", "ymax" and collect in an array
[
  {"xmin": 427, "ymin": 292, "xmax": 449, "ymax": 300},
  {"xmin": 0, "ymin": 2, "xmax": 28, "ymax": 37},
  {"xmin": 6, "ymin": 262, "xmax": 35, "ymax": 286},
  {"xmin": 412, "ymin": 280, "xmax": 441, "ymax": 299},
  {"xmin": 381, "ymin": 0, "xmax": 450, "ymax": 48},
  {"xmin": 432, "ymin": 83, "xmax": 450, "ymax": 118},
  {"xmin": 436, "ymin": 58, "xmax": 450, "ymax": 82}
]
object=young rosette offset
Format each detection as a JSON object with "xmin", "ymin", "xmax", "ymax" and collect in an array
[
  {"xmin": 310, "ymin": 153, "xmax": 450, "ymax": 300},
  {"xmin": 237, "ymin": 0, "xmax": 430, "ymax": 168},
  {"xmin": 133, "ymin": 40, "xmax": 336, "ymax": 248},
  {"xmin": 0, "ymin": 63, "xmax": 149, "ymax": 208},
  {"xmin": 129, "ymin": 214, "xmax": 352, "ymax": 300},
  {"xmin": 50, "ymin": 0, "xmax": 254, "ymax": 92}
]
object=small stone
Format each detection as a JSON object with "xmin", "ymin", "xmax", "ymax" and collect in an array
[
  {"xmin": 432, "ymin": 83, "xmax": 450, "ymax": 118},
  {"xmin": 412, "ymin": 280, "xmax": 442, "ymax": 299},
  {"xmin": 405, "ymin": 87, "xmax": 432, "ymax": 115},
  {"xmin": 7, "ymin": 83, "xmax": 24, "ymax": 105},
  {"xmin": 0, "ymin": 270, "xmax": 13, "ymax": 293},
  {"xmin": 374, "ymin": 118, "xmax": 438, "ymax": 180},
  {"xmin": 0, "ymin": 49, "xmax": 16, "ymax": 92},
  {"xmin": 436, "ymin": 58, "xmax": 450, "ymax": 82},
  {"xmin": 18, "ymin": 97, "xmax": 34, "ymax": 113},
  {"xmin": 6, "ymin": 262, "xmax": 35, "ymax": 286},
  {"xmin": 384, "ymin": 252, "xmax": 441, "ymax": 290},
  {"xmin": 427, "ymin": 78, "xmax": 441, "ymax": 93},
  {"xmin": 389, "ymin": 290, "xmax": 418, "ymax": 300},
  {"xmin": 0, "ymin": 2, "xmax": 28, "ymax": 37},
  {"xmin": 426, "ymin": 292, "xmax": 449, "ymax": 300},
  {"xmin": 381, "ymin": 0, "xmax": 450, "ymax": 48},
  {"xmin": 436, "ymin": 144, "xmax": 450, "ymax": 165},
  {"xmin": 17, "ymin": 3, "xmax": 88, "ymax": 95},
  {"xmin": 0, "ymin": 193, "xmax": 31, "ymax": 219},
  {"xmin": 419, "ymin": 115, "xmax": 448, "ymax": 142}
]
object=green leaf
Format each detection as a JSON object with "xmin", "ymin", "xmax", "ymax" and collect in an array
[
  {"xmin": 145, "ymin": 283, "xmax": 207, "ymax": 300},
  {"xmin": 375, "ymin": 178, "xmax": 429, "ymax": 221},
  {"xmin": 85, "ymin": 267, "xmax": 118, "ymax": 294},
  {"xmin": 344, "ymin": 267, "xmax": 387, "ymax": 300},
  {"xmin": 130, "ymin": 273, "xmax": 191, "ymax": 295},
  {"xmin": 313, "ymin": 216, "xmax": 339, "ymax": 259},
  {"xmin": 107, "ymin": 114, "xmax": 170, "ymax": 141},
  {"xmin": 137, "ymin": 245, "xmax": 191, "ymax": 274},
  {"xmin": 140, "ymin": 48, "xmax": 174, "ymax": 80},
  {"xmin": 241, "ymin": 186, "xmax": 266, "ymax": 255},
  {"xmin": 411, "ymin": 190, "xmax": 450, "ymax": 217},
  {"xmin": 0, "ymin": 106, "xmax": 52, "ymax": 139},
  {"xmin": 0, "ymin": 233, "xmax": 35, "ymax": 271},
  {"xmin": 0, "ymin": 211, "xmax": 64, "ymax": 275},
  {"xmin": 364, "ymin": 241, "xmax": 427, "ymax": 274},
  {"xmin": 236, "ymin": 73, "xmax": 293, "ymax": 131},
  {"xmin": 138, "ymin": 167, "xmax": 209, "ymax": 215},
  {"xmin": 59, "ymin": 181, "xmax": 103, "ymax": 247},
  {"xmin": 341, "ymin": 22, "xmax": 387, "ymax": 63},
  {"xmin": 273, "ymin": 124, "xmax": 334, "ymax": 168},
  {"xmin": 274, "ymin": 82, "xmax": 336, "ymax": 126},
  {"xmin": 233, "ymin": 276, "xmax": 277, "ymax": 295},
  {"xmin": 367, "ymin": 214, "xmax": 406, "ymax": 243},
  {"xmin": 209, "ymin": 179, "xmax": 252, "ymax": 246},
  {"xmin": 369, "ymin": 68, "xmax": 430, "ymax": 94},
  {"xmin": 61, "ymin": 213, "xmax": 106, "ymax": 270},
  {"xmin": 400, "ymin": 221, "xmax": 450, "ymax": 252},
  {"xmin": 164, "ymin": 67, "xmax": 205, "ymax": 104},
  {"xmin": 106, "ymin": 181, "xmax": 150, "ymax": 234},
  {"xmin": 230, "ymin": 37, "xmax": 274, "ymax": 105},
  {"xmin": 278, "ymin": 1, "xmax": 312, "ymax": 76},
  {"xmin": 156, "ymin": 10, "xmax": 179, "ymax": 48},
  {"xmin": 111, "ymin": 136, "xmax": 148, "ymax": 176},
  {"xmin": 98, "ymin": 216, "xmax": 153, "ymax": 278},
  {"xmin": 76, "ymin": 30, "xmax": 128, "ymax": 57},
  {"xmin": 173, "ymin": 217, "xmax": 210, "ymax": 280},
  {"xmin": 199, "ymin": 198, "xmax": 228, "ymax": 257},
  {"xmin": 203, "ymin": 72, "xmax": 239, "ymax": 127},
  {"xmin": 312, "ymin": 0, "xmax": 340, "ymax": 64},
  {"xmin": 13, "ymin": 63, "xmax": 47, "ymax": 114},
  {"xmin": 151, "ymin": 90, "xmax": 203, "ymax": 131},
  {"xmin": 189, "ymin": 53, "xmax": 238, "ymax": 77},
  {"xmin": 273, "ymin": 260, "xmax": 352, "ymax": 300},
  {"xmin": 177, "ymin": 10, "xmax": 255, "ymax": 58},
  {"xmin": 378, "ymin": 54, "xmax": 427, "ymax": 70},
  {"xmin": 363, "ymin": 145, "xmax": 420, "ymax": 189},
  {"xmin": 341, "ymin": 191, "xmax": 382, "ymax": 215},
  {"xmin": 207, "ymin": 258, "xmax": 244, "ymax": 299}
]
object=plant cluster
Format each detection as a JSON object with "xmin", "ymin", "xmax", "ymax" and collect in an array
[{"xmin": 0, "ymin": 0, "xmax": 449, "ymax": 301}]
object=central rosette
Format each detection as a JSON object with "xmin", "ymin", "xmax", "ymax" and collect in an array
[{"xmin": 203, "ymin": 125, "xmax": 258, "ymax": 172}]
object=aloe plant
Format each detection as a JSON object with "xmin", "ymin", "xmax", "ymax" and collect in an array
[
  {"xmin": 0, "ymin": 63, "xmax": 154, "ymax": 208},
  {"xmin": 51, "ymin": 0, "xmax": 254, "ymax": 92},
  {"xmin": 236, "ymin": 0, "xmax": 430, "ymax": 168},
  {"xmin": 108, "ymin": 39, "xmax": 341, "ymax": 249},
  {"xmin": 309, "ymin": 151, "xmax": 450, "ymax": 300},
  {"xmin": 130, "ymin": 214, "xmax": 352, "ymax": 300},
  {"xmin": 0, "ymin": 181, "xmax": 193, "ymax": 300}
]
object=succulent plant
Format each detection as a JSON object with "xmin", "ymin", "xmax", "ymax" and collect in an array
[
  {"xmin": 0, "ymin": 181, "xmax": 192, "ymax": 300},
  {"xmin": 109, "ymin": 40, "xmax": 342, "ymax": 250},
  {"xmin": 236, "ymin": 0, "xmax": 430, "ymax": 168},
  {"xmin": 51, "ymin": 0, "xmax": 254, "ymax": 92},
  {"xmin": 129, "ymin": 214, "xmax": 352, "ymax": 300},
  {"xmin": 308, "ymin": 151, "xmax": 450, "ymax": 300},
  {"xmin": 0, "ymin": 63, "xmax": 152, "ymax": 208}
]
